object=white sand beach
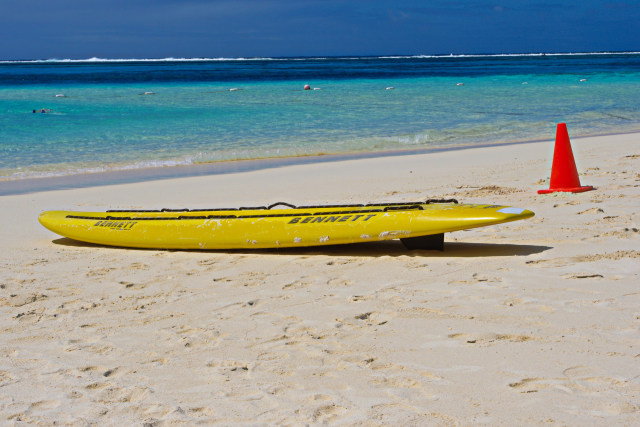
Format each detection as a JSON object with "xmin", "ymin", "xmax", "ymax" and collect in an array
[{"xmin": 1, "ymin": 132, "xmax": 639, "ymax": 425}]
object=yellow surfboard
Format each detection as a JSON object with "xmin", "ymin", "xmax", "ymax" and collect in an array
[{"xmin": 38, "ymin": 199, "xmax": 534, "ymax": 250}]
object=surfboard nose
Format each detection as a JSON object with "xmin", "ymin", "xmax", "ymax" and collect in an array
[
  {"xmin": 39, "ymin": 211, "xmax": 62, "ymax": 232},
  {"xmin": 38, "ymin": 211, "xmax": 51, "ymax": 227}
]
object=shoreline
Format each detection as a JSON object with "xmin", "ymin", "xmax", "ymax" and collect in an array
[{"xmin": 3, "ymin": 128, "xmax": 639, "ymax": 196}]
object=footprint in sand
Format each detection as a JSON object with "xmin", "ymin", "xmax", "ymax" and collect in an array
[
  {"xmin": 98, "ymin": 385, "xmax": 151, "ymax": 404},
  {"xmin": 65, "ymin": 339, "xmax": 113, "ymax": 355},
  {"xmin": 188, "ymin": 407, "xmax": 217, "ymax": 417},
  {"xmin": 508, "ymin": 377, "xmax": 547, "ymax": 392},
  {"xmin": 370, "ymin": 403, "xmax": 458, "ymax": 425},
  {"xmin": 552, "ymin": 200, "xmax": 580, "ymax": 207},
  {"xmin": 161, "ymin": 325, "xmax": 222, "ymax": 348},
  {"xmin": 472, "ymin": 272, "xmax": 502, "ymax": 283},
  {"xmin": 326, "ymin": 258, "xmax": 355, "ymax": 266},
  {"xmin": 28, "ymin": 400, "xmax": 61, "ymax": 410},
  {"xmin": 282, "ymin": 324, "xmax": 330, "ymax": 343},
  {"xmin": 312, "ymin": 404, "xmax": 349, "ymax": 423},
  {"xmin": 3, "ymin": 293, "xmax": 48, "ymax": 307},
  {"xmin": 0, "ymin": 370, "xmax": 17, "ymax": 387},
  {"xmin": 352, "ymin": 311, "xmax": 391, "ymax": 326},
  {"xmin": 572, "ymin": 250, "xmax": 640, "ymax": 262},
  {"xmin": 369, "ymin": 376, "xmax": 438, "ymax": 401},
  {"xmin": 5, "ymin": 277, "xmax": 37, "ymax": 288},
  {"xmin": 25, "ymin": 258, "xmax": 49, "ymax": 267},
  {"xmin": 327, "ymin": 278, "xmax": 354, "ymax": 287},
  {"xmin": 282, "ymin": 280, "xmax": 310, "ymax": 290},
  {"xmin": 504, "ymin": 298, "xmax": 523, "ymax": 306},
  {"xmin": 454, "ymin": 185, "xmax": 524, "ymax": 197},
  {"xmin": 13, "ymin": 309, "xmax": 45, "ymax": 323},
  {"xmin": 119, "ymin": 281, "xmax": 147, "ymax": 290},
  {"xmin": 577, "ymin": 207, "xmax": 605, "ymax": 215},
  {"xmin": 449, "ymin": 332, "xmax": 535, "ymax": 345},
  {"xmin": 142, "ymin": 357, "xmax": 170, "ymax": 366},
  {"xmin": 128, "ymin": 262, "xmax": 150, "ymax": 270},
  {"xmin": 562, "ymin": 273, "xmax": 604, "ymax": 279},
  {"xmin": 599, "ymin": 228, "xmax": 639, "ymax": 239},
  {"xmin": 449, "ymin": 273, "xmax": 502, "ymax": 285},
  {"xmin": 525, "ymin": 258, "xmax": 565, "ymax": 267},
  {"xmin": 86, "ymin": 267, "xmax": 114, "ymax": 277},
  {"xmin": 509, "ymin": 365, "xmax": 633, "ymax": 402},
  {"xmin": 582, "ymin": 167, "xmax": 601, "ymax": 175},
  {"xmin": 396, "ymin": 306, "xmax": 450, "ymax": 319},
  {"xmin": 257, "ymin": 351, "xmax": 290, "ymax": 362},
  {"xmin": 206, "ymin": 360, "xmax": 251, "ymax": 373}
]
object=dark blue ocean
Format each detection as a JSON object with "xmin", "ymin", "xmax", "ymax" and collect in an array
[{"xmin": 1, "ymin": 53, "xmax": 639, "ymax": 180}]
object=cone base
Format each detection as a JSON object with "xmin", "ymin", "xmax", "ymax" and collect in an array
[{"xmin": 538, "ymin": 185, "xmax": 594, "ymax": 194}]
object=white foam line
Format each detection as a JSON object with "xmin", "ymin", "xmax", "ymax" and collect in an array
[{"xmin": 2, "ymin": 51, "xmax": 638, "ymax": 64}]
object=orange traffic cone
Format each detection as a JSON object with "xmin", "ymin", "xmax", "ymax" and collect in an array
[{"xmin": 538, "ymin": 123, "xmax": 594, "ymax": 194}]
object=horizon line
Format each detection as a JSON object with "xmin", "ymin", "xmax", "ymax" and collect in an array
[{"xmin": 2, "ymin": 50, "xmax": 640, "ymax": 63}]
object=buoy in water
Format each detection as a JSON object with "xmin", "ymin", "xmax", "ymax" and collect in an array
[{"xmin": 303, "ymin": 84, "xmax": 311, "ymax": 90}]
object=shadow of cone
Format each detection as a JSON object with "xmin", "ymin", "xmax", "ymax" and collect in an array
[{"xmin": 538, "ymin": 123, "xmax": 594, "ymax": 194}]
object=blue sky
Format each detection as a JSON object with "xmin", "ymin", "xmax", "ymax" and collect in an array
[{"xmin": 1, "ymin": 0, "xmax": 638, "ymax": 59}]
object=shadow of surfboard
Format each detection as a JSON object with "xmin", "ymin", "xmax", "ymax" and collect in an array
[{"xmin": 52, "ymin": 237, "xmax": 551, "ymax": 258}]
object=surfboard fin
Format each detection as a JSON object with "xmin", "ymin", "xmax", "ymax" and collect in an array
[{"xmin": 400, "ymin": 233, "xmax": 444, "ymax": 251}]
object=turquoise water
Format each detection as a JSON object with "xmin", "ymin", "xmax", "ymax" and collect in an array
[{"xmin": 1, "ymin": 54, "xmax": 639, "ymax": 180}]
